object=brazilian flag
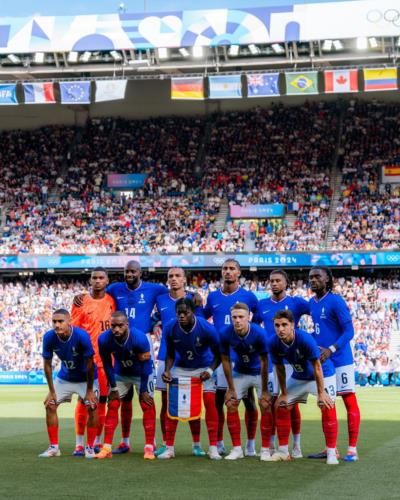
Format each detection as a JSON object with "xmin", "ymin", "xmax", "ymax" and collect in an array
[{"xmin": 286, "ymin": 71, "xmax": 318, "ymax": 95}]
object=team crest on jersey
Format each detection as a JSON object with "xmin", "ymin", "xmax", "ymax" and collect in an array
[
  {"xmin": 320, "ymin": 307, "xmax": 327, "ymax": 319},
  {"xmin": 72, "ymin": 347, "xmax": 79, "ymax": 357},
  {"xmin": 296, "ymin": 349, "xmax": 303, "ymax": 359},
  {"xmin": 285, "ymin": 305, "xmax": 288, "ymax": 310},
  {"xmin": 138, "ymin": 293, "xmax": 146, "ymax": 304},
  {"xmin": 248, "ymin": 344, "xmax": 255, "ymax": 353},
  {"xmin": 195, "ymin": 336, "xmax": 202, "ymax": 347}
]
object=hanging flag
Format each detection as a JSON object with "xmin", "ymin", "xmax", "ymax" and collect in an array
[
  {"xmin": 171, "ymin": 77, "xmax": 204, "ymax": 100},
  {"xmin": 286, "ymin": 71, "xmax": 318, "ymax": 95},
  {"xmin": 167, "ymin": 377, "xmax": 203, "ymax": 422},
  {"xmin": 23, "ymin": 82, "xmax": 55, "ymax": 104},
  {"xmin": 0, "ymin": 84, "xmax": 18, "ymax": 105},
  {"xmin": 95, "ymin": 79, "xmax": 127, "ymax": 102},
  {"xmin": 60, "ymin": 81, "xmax": 91, "ymax": 104},
  {"xmin": 324, "ymin": 69, "xmax": 358, "ymax": 93},
  {"xmin": 363, "ymin": 68, "xmax": 397, "ymax": 91},
  {"xmin": 247, "ymin": 73, "xmax": 280, "ymax": 97},
  {"xmin": 208, "ymin": 75, "xmax": 242, "ymax": 99}
]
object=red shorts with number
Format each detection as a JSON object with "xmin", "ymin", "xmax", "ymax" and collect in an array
[{"xmin": 97, "ymin": 367, "xmax": 109, "ymax": 398}]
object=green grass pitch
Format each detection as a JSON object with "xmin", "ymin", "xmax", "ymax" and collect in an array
[{"xmin": 0, "ymin": 386, "xmax": 399, "ymax": 500}]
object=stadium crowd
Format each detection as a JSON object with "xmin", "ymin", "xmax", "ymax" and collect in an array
[
  {"xmin": 3, "ymin": 102, "xmax": 391, "ymax": 254},
  {"xmin": 1, "ymin": 274, "xmax": 398, "ymax": 386},
  {"xmin": 332, "ymin": 100, "xmax": 400, "ymax": 250}
]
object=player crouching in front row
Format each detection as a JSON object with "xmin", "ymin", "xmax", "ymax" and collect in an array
[
  {"xmin": 220, "ymin": 302, "xmax": 273, "ymax": 460},
  {"xmin": 95, "ymin": 311, "xmax": 156, "ymax": 460},
  {"xmin": 266, "ymin": 310, "xmax": 339, "ymax": 465},
  {"xmin": 39, "ymin": 309, "xmax": 99, "ymax": 458}
]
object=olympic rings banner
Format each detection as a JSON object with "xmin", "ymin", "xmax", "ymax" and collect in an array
[
  {"xmin": 0, "ymin": 0, "xmax": 400, "ymax": 53},
  {"xmin": 0, "ymin": 251, "xmax": 399, "ymax": 270}
]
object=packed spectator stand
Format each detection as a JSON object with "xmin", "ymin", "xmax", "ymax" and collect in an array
[{"xmin": 2, "ymin": 100, "xmax": 398, "ymax": 255}]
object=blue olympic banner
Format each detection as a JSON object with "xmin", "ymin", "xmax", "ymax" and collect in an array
[
  {"xmin": 107, "ymin": 173, "xmax": 147, "ymax": 189},
  {"xmin": 230, "ymin": 204, "xmax": 285, "ymax": 218},
  {"xmin": 0, "ymin": 371, "xmax": 46, "ymax": 385},
  {"xmin": 0, "ymin": 1, "xmax": 399, "ymax": 54},
  {"xmin": 0, "ymin": 251, "xmax": 399, "ymax": 270}
]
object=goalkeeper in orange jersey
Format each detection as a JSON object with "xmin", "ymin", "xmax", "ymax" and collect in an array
[{"xmin": 71, "ymin": 267, "xmax": 115, "ymax": 455}]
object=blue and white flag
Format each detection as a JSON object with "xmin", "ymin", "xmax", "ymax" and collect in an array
[
  {"xmin": 167, "ymin": 377, "xmax": 203, "ymax": 422},
  {"xmin": 208, "ymin": 75, "xmax": 242, "ymax": 99},
  {"xmin": 60, "ymin": 81, "xmax": 91, "ymax": 104},
  {"xmin": 247, "ymin": 73, "xmax": 280, "ymax": 97},
  {"xmin": 0, "ymin": 84, "xmax": 18, "ymax": 105}
]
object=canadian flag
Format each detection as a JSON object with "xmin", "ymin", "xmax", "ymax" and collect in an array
[{"xmin": 324, "ymin": 69, "xmax": 358, "ymax": 93}]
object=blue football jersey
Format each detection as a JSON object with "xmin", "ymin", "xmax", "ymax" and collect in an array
[
  {"xmin": 203, "ymin": 287, "xmax": 258, "ymax": 331},
  {"xmin": 98, "ymin": 327, "xmax": 152, "ymax": 390},
  {"xmin": 155, "ymin": 292, "xmax": 202, "ymax": 361},
  {"xmin": 309, "ymin": 292, "xmax": 355, "ymax": 366},
  {"xmin": 107, "ymin": 281, "xmax": 167, "ymax": 333},
  {"xmin": 254, "ymin": 295, "xmax": 310, "ymax": 374},
  {"xmin": 268, "ymin": 328, "xmax": 335, "ymax": 381},
  {"xmin": 255, "ymin": 295, "xmax": 310, "ymax": 338},
  {"xmin": 165, "ymin": 317, "xmax": 219, "ymax": 369},
  {"xmin": 42, "ymin": 326, "xmax": 97, "ymax": 383},
  {"xmin": 219, "ymin": 323, "xmax": 269, "ymax": 376}
]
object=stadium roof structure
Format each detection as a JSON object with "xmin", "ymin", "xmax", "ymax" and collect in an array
[
  {"xmin": 0, "ymin": 1, "xmax": 399, "ymax": 80},
  {"xmin": 0, "ymin": 37, "xmax": 399, "ymax": 81}
]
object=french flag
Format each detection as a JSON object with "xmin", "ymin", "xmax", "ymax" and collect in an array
[
  {"xmin": 167, "ymin": 377, "xmax": 203, "ymax": 422},
  {"xmin": 23, "ymin": 82, "xmax": 55, "ymax": 104}
]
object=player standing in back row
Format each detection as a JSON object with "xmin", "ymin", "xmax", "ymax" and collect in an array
[
  {"xmin": 105, "ymin": 260, "xmax": 167, "ymax": 453},
  {"xmin": 203, "ymin": 259, "xmax": 259, "ymax": 457},
  {"xmin": 308, "ymin": 267, "xmax": 361, "ymax": 462},
  {"xmin": 71, "ymin": 267, "xmax": 115, "ymax": 456},
  {"xmin": 254, "ymin": 269, "xmax": 310, "ymax": 458}
]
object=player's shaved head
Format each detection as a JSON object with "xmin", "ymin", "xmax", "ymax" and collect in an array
[
  {"xmin": 125, "ymin": 260, "xmax": 141, "ymax": 271},
  {"xmin": 53, "ymin": 308, "xmax": 70, "ymax": 317},
  {"xmin": 168, "ymin": 267, "xmax": 185, "ymax": 277},
  {"xmin": 223, "ymin": 258, "xmax": 241, "ymax": 271},
  {"xmin": 111, "ymin": 311, "xmax": 128, "ymax": 321}
]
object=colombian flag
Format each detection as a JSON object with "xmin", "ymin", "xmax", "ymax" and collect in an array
[
  {"xmin": 363, "ymin": 68, "xmax": 397, "ymax": 91},
  {"xmin": 171, "ymin": 77, "xmax": 204, "ymax": 100},
  {"xmin": 167, "ymin": 377, "xmax": 203, "ymax": 421}
]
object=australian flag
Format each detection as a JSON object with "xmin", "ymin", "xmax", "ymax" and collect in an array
[{"xmin": 247, "ymin": 73, "xmax": 280, "ymax": 97}]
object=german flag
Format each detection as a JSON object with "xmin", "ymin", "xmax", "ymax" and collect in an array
[{"xmin": 171, "ymin": 77, "xmax": 204, "ymax": 100}]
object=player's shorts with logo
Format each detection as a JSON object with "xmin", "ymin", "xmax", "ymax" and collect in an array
[
  {"xmin": 54, "ymin": 377, "xmax": 99, "ymax": 404},
  {"xmin": 285, "ymin": 374, "xmax": 337, "ymax": 405},
  {"xmin": 114, "ymin": 372, "xmax": 155, "ymax": 398},
  {"xmin": 172, "ymin": 366, "xmax": 217, "ymax": 393},
  {"xmin": 233, "ymin": 371, "xmax": 263, "ymax": 399}
]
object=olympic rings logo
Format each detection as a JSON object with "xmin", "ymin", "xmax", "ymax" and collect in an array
[
  {"xmin": 367, "ymin": 9, "xmax": 400, "ymax": 28},
  {"xmin": 386, "ymin": 254, "xmax": 400, "ymax": 263}
]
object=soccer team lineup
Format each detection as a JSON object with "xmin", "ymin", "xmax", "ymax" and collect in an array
[{"xmin": 39, "ymin": 259, "xmax": 360, "ymax": 465}]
